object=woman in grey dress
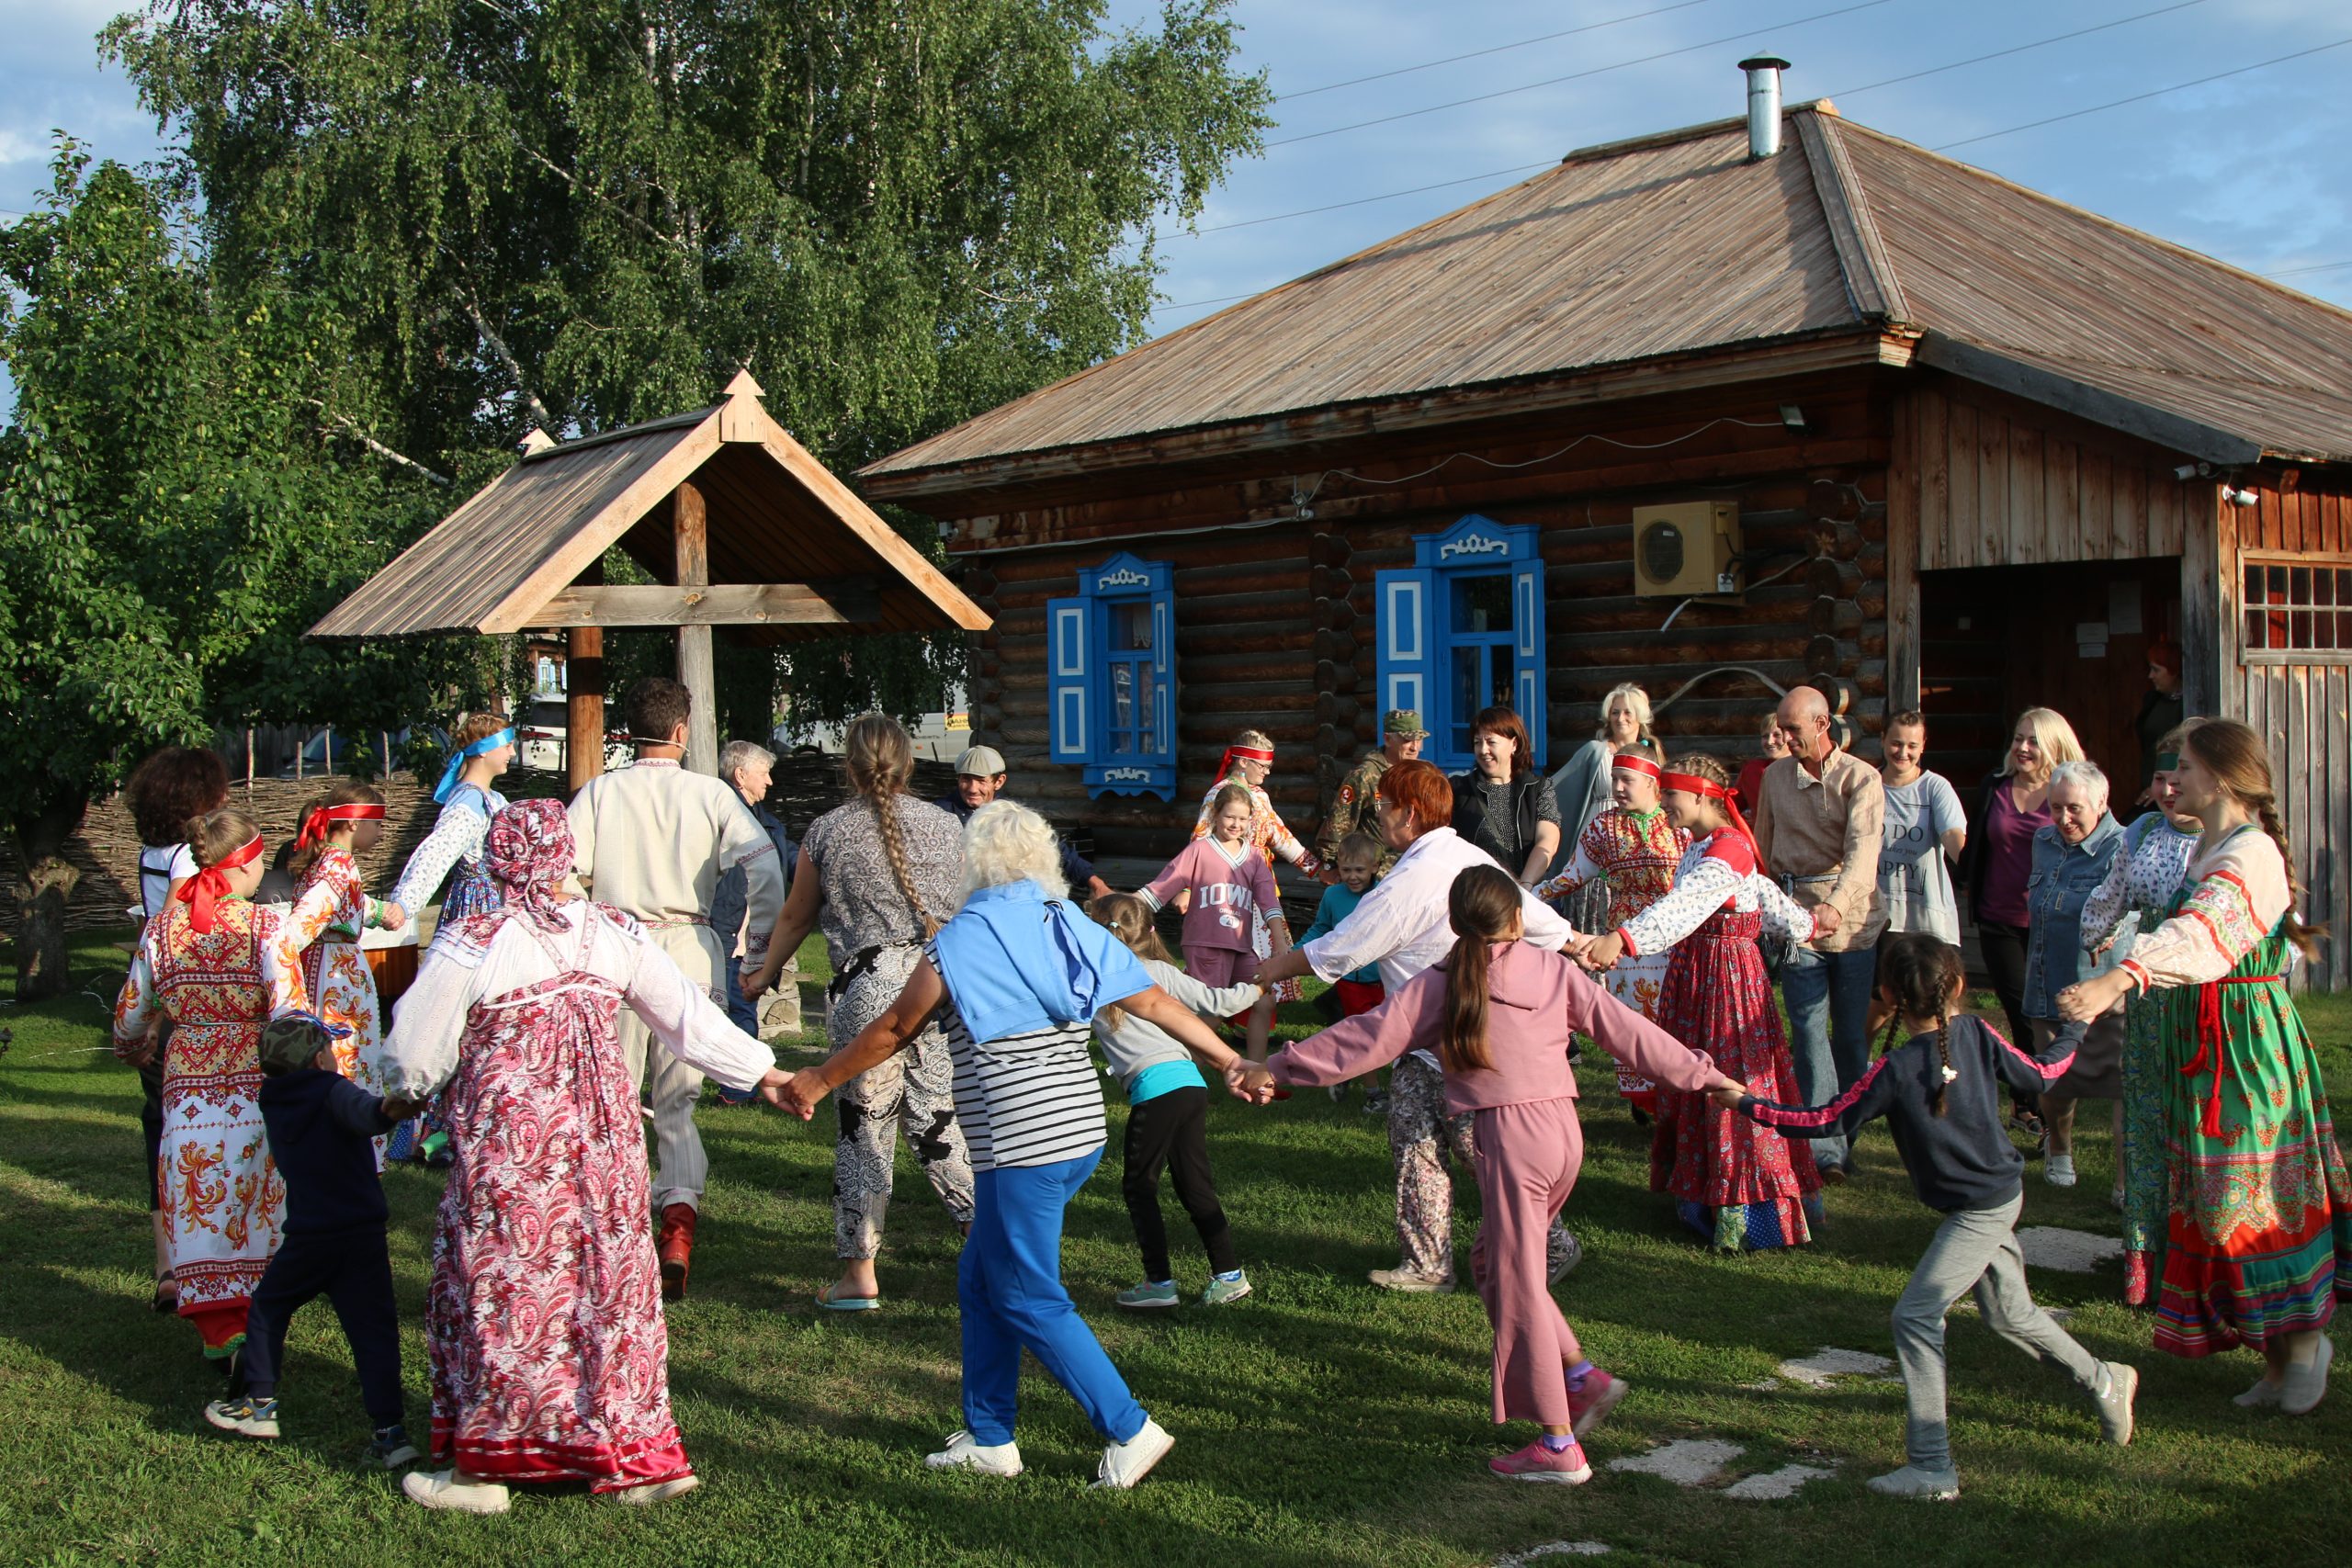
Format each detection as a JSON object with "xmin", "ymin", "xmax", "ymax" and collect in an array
[{"xmin": 742, "ymin": 715, "xmax": 975, "ymax": 1309}]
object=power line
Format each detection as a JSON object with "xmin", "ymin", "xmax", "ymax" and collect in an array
[
  {"xmin": 1196, "ymin": 158, "xmax": 1555, "ymax": 235},
  {"xmin": 1278, "ymin": 0, "xmax": 1720, "ymax": 101},
  {"xmin": 1934, "ymin": 35, "xmax": 2352, "ymax": 149},
  {"xmin": 1265, "ymin": 0, "xmax": 1904, "ymax": 149},
  {"xmin": 1828, "ymin": 0, "xmax": 2211, "ymax": 101},
  {"xmin": 2267, "ymin": 258, "xmax": 2352, "ymax": 279}
]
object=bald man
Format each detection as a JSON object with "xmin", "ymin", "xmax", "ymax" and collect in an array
[{"xmin": 1752, "ymin": 685, "xmax": 1884, "ymax": 1182}]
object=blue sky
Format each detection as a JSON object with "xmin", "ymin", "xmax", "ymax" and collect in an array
[{"xmin": 5, "ymin": 0, "xmax": 2349, "ymax": 389}]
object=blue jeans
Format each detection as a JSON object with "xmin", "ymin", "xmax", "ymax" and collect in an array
[
  {"xmin": 959, "ymin": 1148, "xmax": 1148, "ymax": 1447},
  {"xmin": 1781, "ymin": 944, "xmax": 1879, "ymax": 1171},
  {"xmin": 716, "ymin": 956, "xmax": 757, "ymax": 1103}
]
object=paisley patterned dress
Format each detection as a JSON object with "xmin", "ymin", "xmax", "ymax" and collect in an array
[
  {"xmin": 2078, "ymin": 811, "xmax": 2200, "ymax": 1303},
  {"xmin": 1536, "ymin": 805, "xmax": 1688, "ymax": 1111},
  {"xmin": 2119, "ymin": 825, "xmax": 2352, "ymax": 1356},
  {"xmin": 1619, "ymin": 830, "xmax": 1823, "ymax": 1250},
  {"xmin": 1190, "ymin": 774, "xmax": 1321, "ymax": 1004},
  {"xmin": 381, "ymin": 898, "xmax": 774, "ymax": 1490},
  {"xmin": 113, "ymin": 898, "xmax": 306, "ymax": 1353}
]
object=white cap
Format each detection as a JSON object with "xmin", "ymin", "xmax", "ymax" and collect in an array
[{"xmin": 955, "ymin": 745, "xmax": 1008, "ymax": 777}]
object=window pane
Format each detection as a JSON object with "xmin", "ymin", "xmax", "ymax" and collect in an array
[
  {"xmin": 1451, "ymin": 572, "xmax": 1513, "ymax": 636},
  {"xmin": 2246, "ymin": 607, "xmax": 2269, "ymax": 650},
  {"xmin": 1133, "ymin": 667, "xmax": 1155, "ymax": 748},
  {"xmin": 1110, "ymin": 601, "xmax": 1153, "ymax": 653},
  {"xmin": 2294, "ymin": 611, "xmax": 2313, "ymax": 649},
  {"xmin": 2292, "ymin": 567, "xmax": 2312, "ymax": 608},
  {"xmin": 2316, "ymin": 570, "xmax": 2337, "ymax": 609},
  {"xmin": 1109, "ymin": 662, "xmax": 1135, "ymax": 749}
]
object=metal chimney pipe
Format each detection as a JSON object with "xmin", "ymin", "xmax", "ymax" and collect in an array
[{"xmin": 1738, "ymin": 56, "xmax": 1790, "ymax": 160}]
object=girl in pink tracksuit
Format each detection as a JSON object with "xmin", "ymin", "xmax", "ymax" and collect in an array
[
  {"xmin": 1138, "ymin": 784, "xmax": 1292, "ymax": 1058},
  {"xmin": 1237, "ymin": 864, "xmax": 1739, "ymax": 1483}
]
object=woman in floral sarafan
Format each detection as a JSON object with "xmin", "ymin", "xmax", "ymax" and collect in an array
[{"xmin": 382, "ymin": 800, "xmax": 787, "ymax": 1514}]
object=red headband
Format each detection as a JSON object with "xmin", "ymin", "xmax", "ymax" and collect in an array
[
  {"xmin": 294, "ymin": 802, "xmax": 386, "ymax": 852},
  {"xmin": 175, "ymin": 833, "xmax": 265, "ymax": 934},
  {"xmin": 1216, "ymin": 743, "xmax": 1276, "ymax": 781},
  {"xmin": 1660, "ymin": 771, "xmax": 1760, "ymax": 861},
  {"xmin": 1611, "ymin": 754, "xmax": 1663, "ymax": 780}
]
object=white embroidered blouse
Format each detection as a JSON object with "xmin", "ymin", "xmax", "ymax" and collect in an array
[
  {"xmin": 2077, "ymin": 812, "xmax": 2200, "ymax": 961},
  {"xmin": 1618, "ymin": 830, "xmax": 1820, "ymax": 958},
  {"xmin": 379, "ymin": 900, "xmax": 775, "ymax": 1100},
  {"xmin": 2117, "ymin": 825, "xmax": 2294, "ymax": 993}
]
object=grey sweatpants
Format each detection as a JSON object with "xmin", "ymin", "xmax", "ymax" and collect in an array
[{"xmin": 1894, "ymin": 1191, "xmax": 2103, "ymax": 1469}]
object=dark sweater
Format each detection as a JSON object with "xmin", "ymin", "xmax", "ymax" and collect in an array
[
  {"xmin": 1738, "ymin": 1014, "xmax": 2075, "ymax": 1213},
  {"xmin": 259, "ymin": 1067, "xmax": 398, "ymax": 1235}
]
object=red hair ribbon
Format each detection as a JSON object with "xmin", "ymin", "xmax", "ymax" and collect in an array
[
  {"xmin": 1611, "ymin": 753, "xmax": 1663, "ymax": 780},
  {"xmin": 175, "ymin": 833, "xmax": 265, "ymax": 934},
  {"xmin": 1215, "ymin": 742, "xmax": 1276, "ymax": 781},
  {"xmin": 2184, "ymin": 975, "xmax": 2278, "ymax": 1137},
  {"xmin": 294, "ymin": 802, "xmax": 387, "ymax": 852},
  {"xmin": 1661, "ymin": 770, "xmax": 1759, "ymax": 861}
]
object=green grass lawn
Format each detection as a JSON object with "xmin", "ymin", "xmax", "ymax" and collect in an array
[{"xmin": 4, "ymin": 931, "xmax": 2349, "ymax": 1566}]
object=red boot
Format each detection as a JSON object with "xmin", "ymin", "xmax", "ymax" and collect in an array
[{"xmin": 657, "ymin": 1203, "xmax": 698, "ymax": 1302}]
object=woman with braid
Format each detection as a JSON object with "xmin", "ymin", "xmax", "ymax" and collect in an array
[
  {"xmin": 1732, "ymin": 933, "xmax": 2136, "ymax": 1500},
  {"xmin": 2059, "ymin": 718, "xmax": 2350, "ymax": 1415},
  {"xmin": 742, "ymin": 714, "xmax": 974, "ymax": 1310}
]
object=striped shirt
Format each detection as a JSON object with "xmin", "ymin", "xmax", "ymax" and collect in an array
[{"xmin": 933, "ymin": 978, "xmax": 1107, "ymax": 1173}]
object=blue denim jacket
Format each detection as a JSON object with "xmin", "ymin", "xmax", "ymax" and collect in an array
[{"xmin": 2020, "ymin": 811, "xmax": 2123, "ymax": 1022}]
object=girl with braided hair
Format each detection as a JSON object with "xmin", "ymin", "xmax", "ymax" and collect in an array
[
  {"xmin": 743, "ymin": 714, "xmax": 975, "ymax": 1310},
  {"xmin": 2059, "ymin": 718, "xmax": 2350, "ymax": 1414},
  {"xmin": 1732, "ymin": 933, "xmax": 2135, "ymax": 1500}
]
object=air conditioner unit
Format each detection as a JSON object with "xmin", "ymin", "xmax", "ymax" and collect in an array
[{"xmin": 1631, "ymin": 501, "xmax": 1743, "ymax": 599}]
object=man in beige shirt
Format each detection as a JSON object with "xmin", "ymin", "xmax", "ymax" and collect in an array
[
  {"xmin": 570, "ymin": 677, "xmax": 786, "ymax": 1298},
  {"xmin": 1753, "ymin": 684, "xmax": 1883, "ymax": 1180}
]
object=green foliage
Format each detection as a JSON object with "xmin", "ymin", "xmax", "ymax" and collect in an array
[
  {"xmin": 0, "ymin": 145, "xmax": 502, "ymax": 847},
  {"xmin": 104, "ymin": 0, "xmax": 1272, "ymax": 724}
]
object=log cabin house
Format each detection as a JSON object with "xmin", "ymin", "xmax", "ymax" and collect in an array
[{"xmin": 860, "ymin": 84, "xmax": 2352, "ymax": 987}]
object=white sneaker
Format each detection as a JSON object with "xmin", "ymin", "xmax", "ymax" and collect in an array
[
  {"xmin": 2045, "ymin": 1154, "xmax": 2078, "ymax": 1188},
  {"xmin": 1368, "ymin": 1268, "xmax": 1453, "ymax": 1294},
  {"xmin": 2234, "ymin": 1375, "xmax": 2284, "ymax": 1408},
  {"xmin": 609, "ymin": 1474, "xmax": 700, "ymax": 1506},
  {"xmin": 925, "ymin": 1429, "xmax": 1023, "ymax": 1477},
  {"xmin": 2281, "ymin": 1335, "xmax": 2335, "ymax": 1416},
  {"xmin": 401, "ymin": 1470, "xmax": 512, "ymax": 1514},
  {"xmin": 1866, "ymin": 1463, "xmax": 1960, "ymax": 1501},
  {"xmin": 1092, "ymin": 1417, "xmax": 1175, "ymax": 1490}
]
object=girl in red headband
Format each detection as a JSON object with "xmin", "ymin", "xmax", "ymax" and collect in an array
[
  {"xmin": 284, "ymin": 784, "xmax": 409, "ymax": 1156},
  {"xmin": 1577, "ymin": 753, "xmax": 1829, "ymax": 1251},
  {"xmin": 1535, "ymin": 751, "xmax": 1690, "ymax": 1124},
  {"xmin": 114, "ymin": 807, "xmax": 311, "ymax": 1365}
]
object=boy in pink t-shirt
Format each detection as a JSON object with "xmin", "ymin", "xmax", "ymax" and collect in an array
[{"xmin": 1138, "ymin": 785, "xmax": 1292, "ymax": 1056}]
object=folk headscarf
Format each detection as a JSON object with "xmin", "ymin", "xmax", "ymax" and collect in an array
[{"xmin": 484, "ymin": 799, "xmax": 575, "ymax": 932}]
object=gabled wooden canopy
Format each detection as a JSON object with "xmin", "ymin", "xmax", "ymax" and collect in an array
[{"xmin": 311, "ymin": 371, "xmax": 990, "ymax": 642}]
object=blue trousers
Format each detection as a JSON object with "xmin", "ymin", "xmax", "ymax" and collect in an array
[
  {"xmin": 1781, "ymin": 944, "xmax": 1879, "ymax": 1172},
  {"xmin": 240, "ymin": 1226, "xmax": 403, "ymax": 1427},
  {"xmin": 959, "ymin": 1149, "xmax": 1147, "ymax": 1447}
]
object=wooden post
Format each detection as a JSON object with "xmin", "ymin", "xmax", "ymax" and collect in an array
[
  {"xmin": 295, "ymin": 727, "xmax": 305, "ymax": 783},
  {"xmin": 568, "ymin": 623, "xmax": 606, "ymax": 793},
  {"xmin": 673, "ymin": 480, "xmax": 718, "ymax": 774},
  {"xmin": 245, "ymin": 728, "xmax": 255, "ymax": 796},
  {"xmin": 2181, "ymin": 486, "xmax": 2223, "ymax": 720}
]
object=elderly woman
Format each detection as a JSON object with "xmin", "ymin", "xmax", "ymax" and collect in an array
[
  {"xmin": 382, "ymin": 801, "xmax": 789, "ymax": 1514},
  {"xmin": 779, "ymin": 801, "xmax": 1234, "ymax": 1488},
  {"xmin": 2020, "ymin": 761, "xmax": 2126, "ymax": 1190},
  {"xmin": 1451, "ymin": 705, "xmax": 1560, "ymax": 886},
  {"xmin": 1255, "ymin": 761, "xmax": 1583, "ymax": 1291},
  {"xmin": 1545, "ymin": 684, "xmax": 1663, "ymax": 927}
]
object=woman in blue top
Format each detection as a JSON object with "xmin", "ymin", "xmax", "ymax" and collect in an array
[{"xmin": 778, "ymin": 801, "xmax": 1240, "ymax": 1490}]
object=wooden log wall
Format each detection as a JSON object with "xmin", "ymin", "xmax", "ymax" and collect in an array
[
  {"xmin": 2218, "ymin": 471, "xmax": 2352, "ymax": 990},
  {"xmin": 947, "ymin": 371, "xmax": 1894, "ymax": 865}
]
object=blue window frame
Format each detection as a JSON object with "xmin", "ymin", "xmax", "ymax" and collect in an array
[
  {"xmin": 1374, "ymin": 516, "xmax": 1546, "ymax": 773},
  {"xmin": 1046, "ymin": 553, "xmax": 1178, "ymax": 798}
]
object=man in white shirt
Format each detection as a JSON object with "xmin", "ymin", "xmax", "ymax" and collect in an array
[
  {"xmin": 1251, "ymin": 760, "xmax": 1582, "ymax": 1292},
  {"xmin": 569, "ymin": 677, "xmax": 786, "ymax": 1298}
]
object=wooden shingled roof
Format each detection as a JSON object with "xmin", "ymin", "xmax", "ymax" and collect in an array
[
  {"xmin": 863, "ymin": 105, "xmax": 2352, "ymax": 494},
  {"xmin": 311, "ymin": 374, "xmax": 989, "ymax": 641}
]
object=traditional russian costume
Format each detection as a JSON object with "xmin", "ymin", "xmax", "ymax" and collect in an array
[
  {"xmin": 2117, "ymin": 824, "xmax": 2352, "ymax": 1356},
  {"xmin": 1537, "ymin": 795, "xmax": 1688, "ymax": 1113},
  {"xmin": 114, "ymin": 863, "xmax": 306, "ymax": 1356},
  {"xmin": 2078, "ymin": 809, "xmax": 2201, "ymax": 1304},
  {"xmin": 284, "ymin": 842, "xmax": 400, "ymax": 1161},
  {"xmin": 1619, "ymin": 824, "xmax": 1824, "ymax": 1249}
]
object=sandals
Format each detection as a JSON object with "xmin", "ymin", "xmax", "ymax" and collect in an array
[
  {"xmin": 816, "ymin": 1281, "xmax": 883, "ymax": 1313},
  {"xmin": 152, "ymin": 1269, "xmax": 179, "ymax": 1314}
]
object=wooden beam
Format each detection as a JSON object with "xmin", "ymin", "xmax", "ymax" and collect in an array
[
  {"xmin": 1914, "ymin": 336, "xmax": 2263, "ymax": 468},
  {"xmin": 674, "ymin": 481, "xmax": 718, "ymax": 774},
  {"xmin": 566, "ymin": 623, "xmax": 605, "ymax": 792},
  {"xmin": 529, "ymin": 581, "xmax": 883, "ymax": 627}
]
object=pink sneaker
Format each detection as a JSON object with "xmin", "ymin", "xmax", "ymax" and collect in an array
[
  {"xmin": 1569, "ymin": 1368, "xmax": 1627, "ymax": 1438},
  {"xmin": 1489, "ymin": 1438, "xmax": 1592, "ymax": 1484}
]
